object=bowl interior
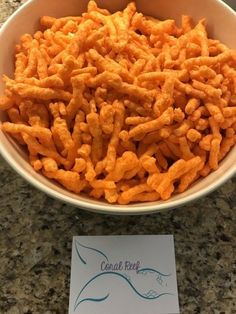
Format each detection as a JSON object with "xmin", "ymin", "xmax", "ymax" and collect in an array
[{"xmin": 0, "ymin": 0, "xmax": 235, "ymax": 214}]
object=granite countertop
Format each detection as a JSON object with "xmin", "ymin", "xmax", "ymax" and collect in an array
[{"xmin": 0, "ymin": 1, "xmax": 236, "ymax": 313}]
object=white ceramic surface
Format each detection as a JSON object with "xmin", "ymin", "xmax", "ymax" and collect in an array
[{"xmin": 0, "ymin": 0, "xmax": 235, "ymax": 215}]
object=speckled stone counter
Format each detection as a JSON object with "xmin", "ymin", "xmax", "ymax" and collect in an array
[{"xmin": 0, "ymin": 1, "xmax": 236, "ymax": 314}]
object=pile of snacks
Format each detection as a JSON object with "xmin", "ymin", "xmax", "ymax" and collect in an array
[{"xmin": 0, "ymin": 1, "xmax": 235, "ymax": 204}]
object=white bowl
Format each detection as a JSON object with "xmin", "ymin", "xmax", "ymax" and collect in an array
[{"xmin": 0, "ymin": 0, "xmax": 236, "ymax": 215}]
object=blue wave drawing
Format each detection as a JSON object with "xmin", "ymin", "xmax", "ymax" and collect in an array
[
  {"xmin": 122, "ymin": 273, "xmax": 131, "ymax": 282},
  {"xmin": 143, "ymin": 290, "xmax": 159, "ymax": 298},
  {"xmin": 74, "ymin": 294, "xmax": 109, "ymax": 309},
  {"xmin": 137, "ymin": 268, "xmax": 171, "ymax": 277},
  {"xmin": 75, "ymin": 240, "xmax": 109, "ymax": 265},
  {"xmin": 74, "ymin": 271, "xmax": 173, "ymax": 311},
  {"xmin": 138, "ymin": 268, "xmax": 171, "ymax": 287}
]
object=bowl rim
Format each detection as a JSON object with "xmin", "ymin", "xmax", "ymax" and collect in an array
[{"xmin": 0, "ymin": 0, "xmax": 236, "ymax": 215}]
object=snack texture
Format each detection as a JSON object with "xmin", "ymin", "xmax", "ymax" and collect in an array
[{"xmin": 1, "ymin": 1, "xmax": 236, "ymax": 204}]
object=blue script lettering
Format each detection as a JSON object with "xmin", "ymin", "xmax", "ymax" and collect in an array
[
  {"xmin": 125, "ymin": 261, "xmax": 140, "ymax": 272},
  {"xmin": 101, "ymin": 261, "xmax": 123, "ymax": 271}
]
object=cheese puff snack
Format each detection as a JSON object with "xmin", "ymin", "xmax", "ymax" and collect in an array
[{"xmin": 1, "ymin": 0, "xmax": 236, "ymax": 204}]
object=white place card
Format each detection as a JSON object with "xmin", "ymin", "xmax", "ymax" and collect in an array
[{"xmin": 69, "ymin": 235, "xmax": 179, "ymax": 314}]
